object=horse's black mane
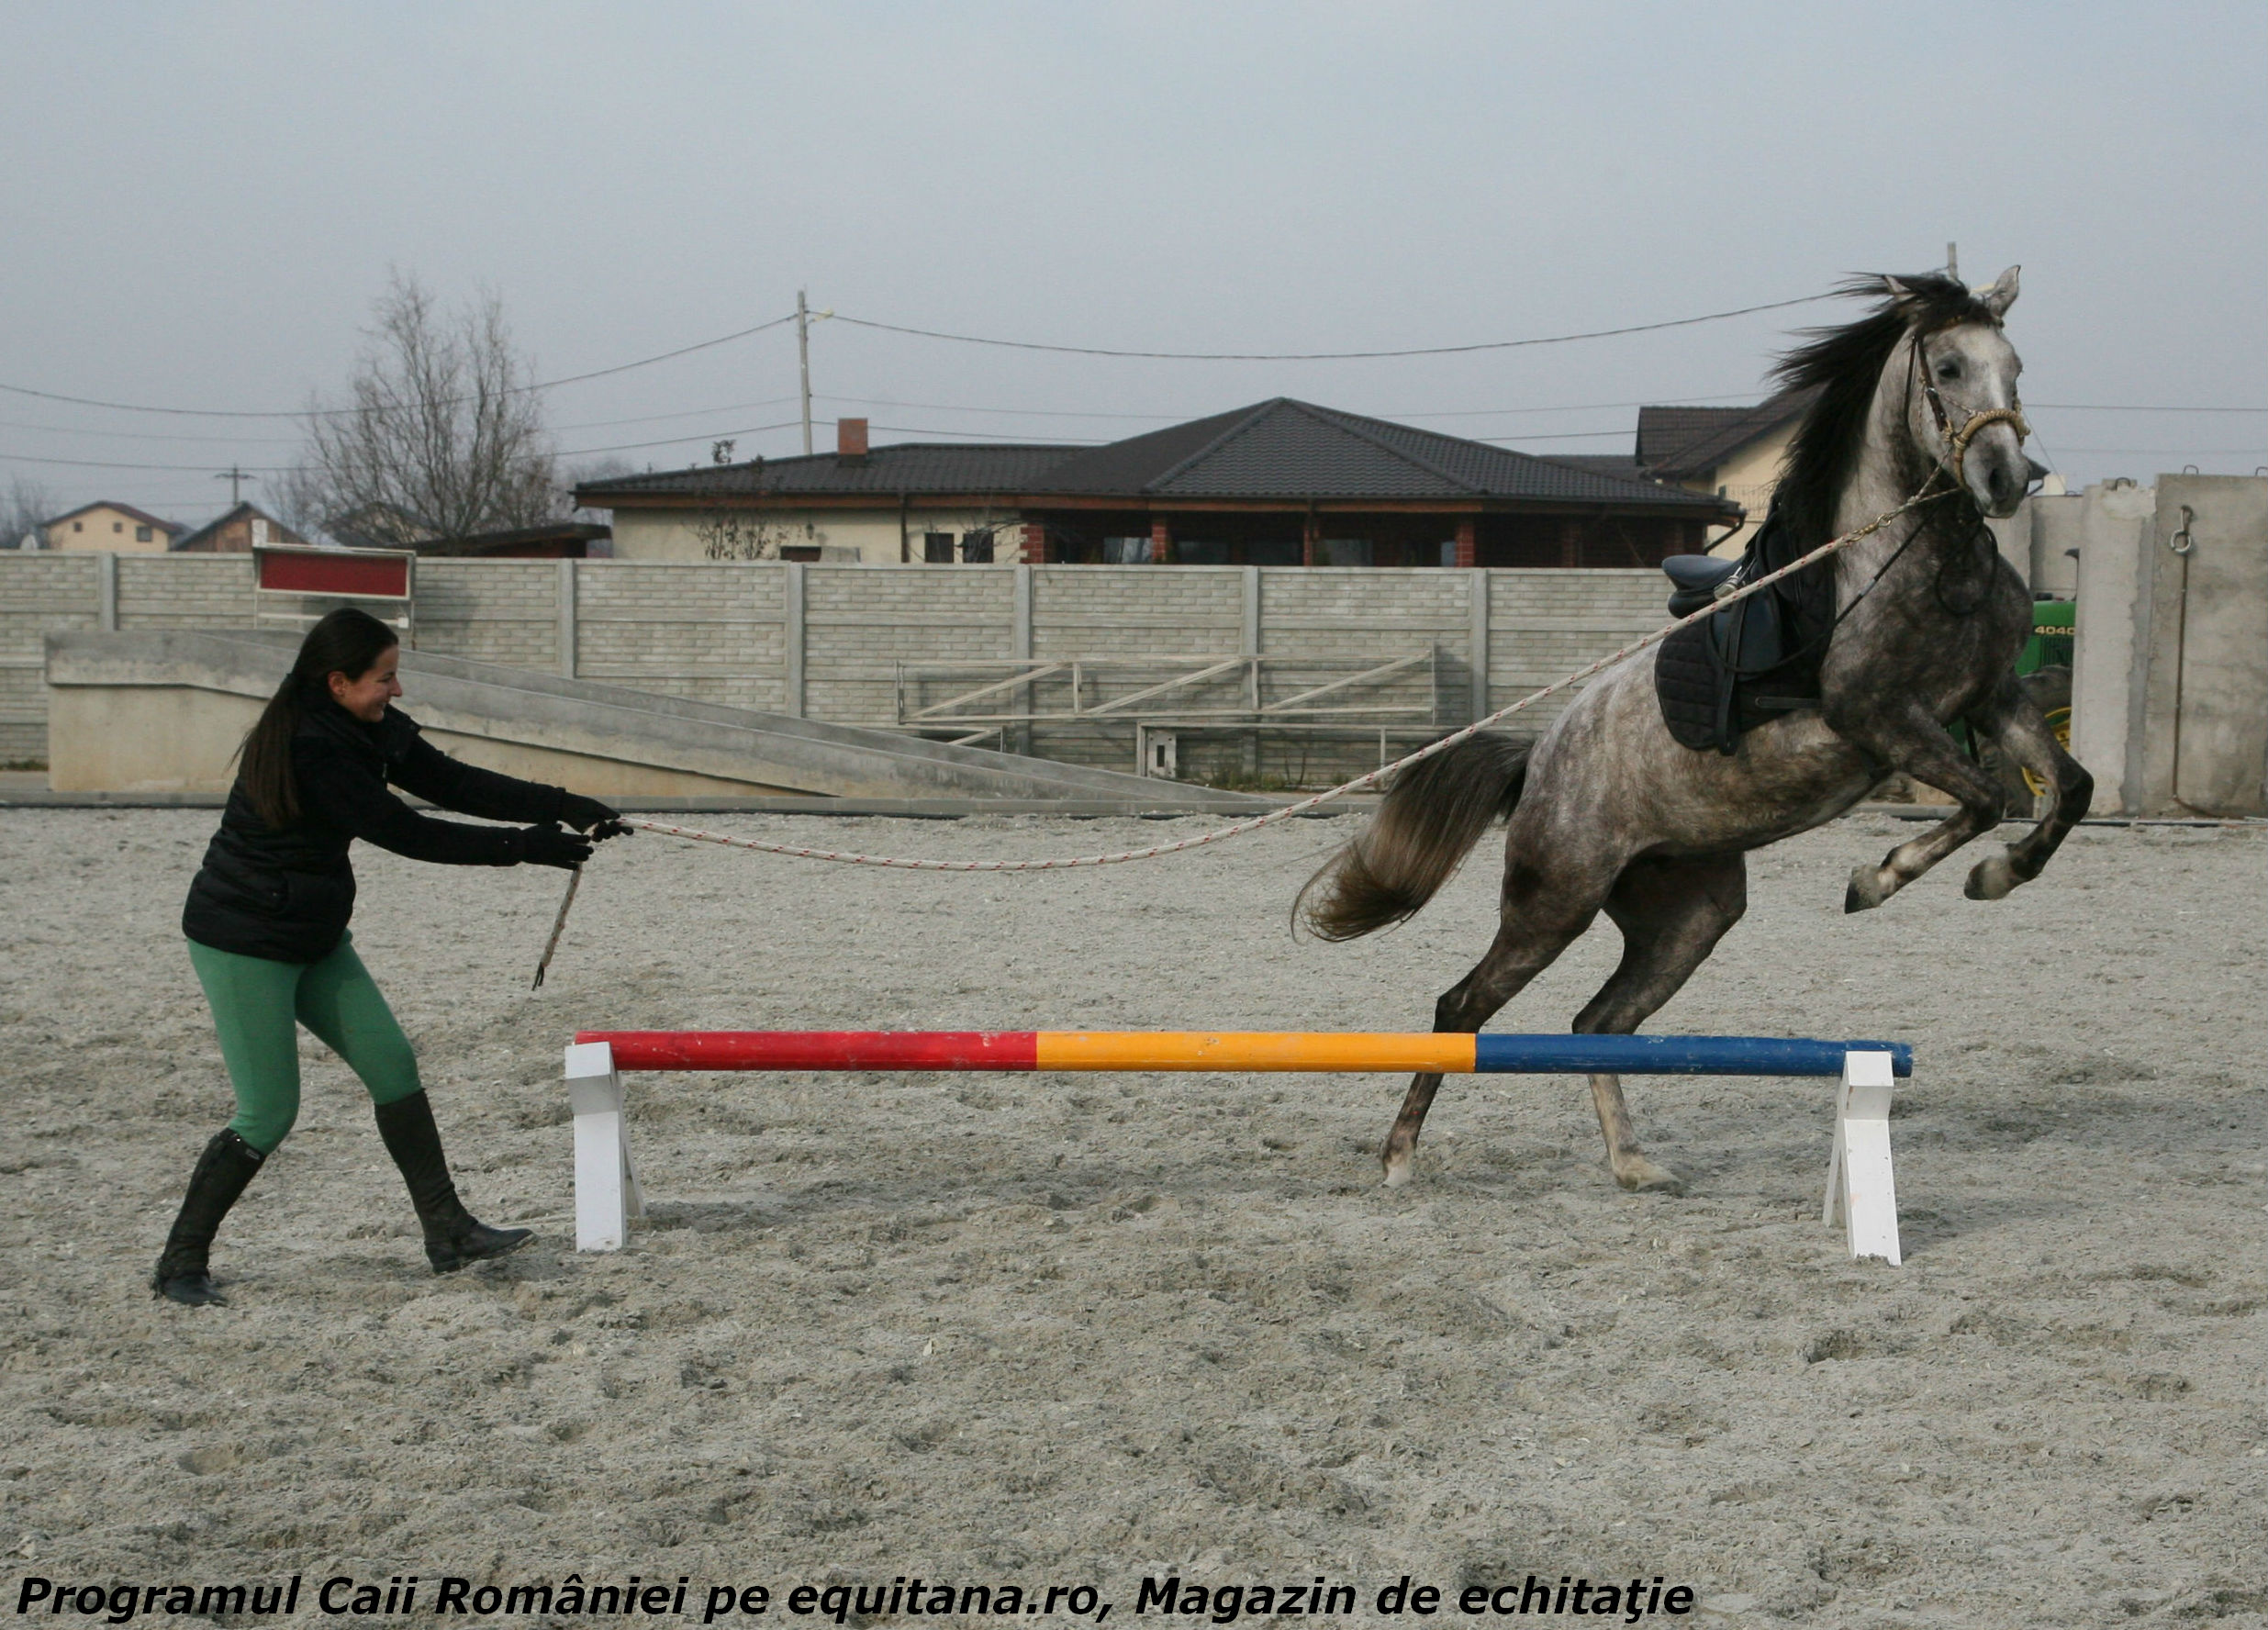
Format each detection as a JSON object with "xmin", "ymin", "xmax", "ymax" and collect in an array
[{"xmin": 1769, "ymin": 273, "xmax": 2001, "ymax": 560}]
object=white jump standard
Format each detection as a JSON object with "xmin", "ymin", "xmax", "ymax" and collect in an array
[{"xmin": 561, "ymin": 1031, "xmax": 1911, "ymax": 1264}]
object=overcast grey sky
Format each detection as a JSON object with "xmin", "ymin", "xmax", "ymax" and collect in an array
[{"xmin": 5, "ymin": 1, "xmax": 2262, "ymax": 525}]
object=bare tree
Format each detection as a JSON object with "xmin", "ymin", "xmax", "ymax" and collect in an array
[
  {"xmin": 296, "ymin": 273, "xmax": 560, "ymax": 544},
  {"xmin": 1, "ymin": 477, "xmax": 56, "ymax": 549},
  {"xmin": 562, "ymin": 455, "xmax": 633, "ymax": 525}
]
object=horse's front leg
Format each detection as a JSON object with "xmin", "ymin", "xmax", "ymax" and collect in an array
[
  {"xmin": 1829, "ymin": 701, "xmax": 2009, "ymax": 912},
  {"xmin": 1961, "ymin": 673, "xmax": 2094, "ymax": 900}
]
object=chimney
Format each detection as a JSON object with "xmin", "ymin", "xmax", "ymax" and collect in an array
[{"xmin": 836, "ymin": 418, "xmax": 869, "ymax": 462}]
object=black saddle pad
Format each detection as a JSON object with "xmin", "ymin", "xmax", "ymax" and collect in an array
[
  {"xmin": 1652, "ymin": 506, "xmax": 1831, "ymax": 754},
  {"xmin": 1656, "ymin": 620, "xmax": 1723, "ymax": 751}
]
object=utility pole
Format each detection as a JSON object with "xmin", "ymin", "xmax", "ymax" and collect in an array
[
  {"xmin": 214, "ymin": 466, "xmax": 256, "ymax": 506},
  {"xmin": 797, "ymin": 289, "xmax": 812, "ymax": 455},
  {"xmin": 794, "ymin": 289, "xmax": 833, "ymax": 457},
  {"xmin": 1946, "ymin": 241, "xmax": 1959, "ymax": 280}
]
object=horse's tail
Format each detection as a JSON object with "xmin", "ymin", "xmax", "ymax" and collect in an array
[{"xmin": 1298, "ymin": 731, "xmax": 1531, "ymax": 942}]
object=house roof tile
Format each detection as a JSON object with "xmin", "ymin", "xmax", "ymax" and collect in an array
[
  {"xmin": 578, "ymin": 399, "xmax": 1736, "ymax": 517},
  {"xmin": 576, "ymin": 442, "xmax": 1078, "ymax": 498},
  {"xmin": 1637, "ymin": 387, "xmax": 1816, "ymax": 479}
]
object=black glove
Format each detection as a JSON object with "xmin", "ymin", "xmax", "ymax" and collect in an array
[
  {"xmin": 520, "ymin": 822, "xmax": 594, "ymax": 870},
  {"xmin": 558, "ymin": 792, "xmax": 629, "ymax": 839}
]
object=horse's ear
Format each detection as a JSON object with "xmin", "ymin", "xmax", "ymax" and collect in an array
[
  {"xmin": 1883, "ymin": 274, "xmax": 1916, "ymax": 302},
  {"xmin": 1977, "ymin": 265, "xmax": 2020, "ymax": 318}
]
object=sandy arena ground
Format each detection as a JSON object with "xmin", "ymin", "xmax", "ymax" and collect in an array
[{"xmin": 3, "ymin": 808, "xmax": 2264, "ymax": 1626}]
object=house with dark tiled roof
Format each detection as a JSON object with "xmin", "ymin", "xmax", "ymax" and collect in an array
[
  {"xmin": 1629, "ymin": 386, "xmax": 1818, "ymax": 554},
  {"xmin": 575, "ymin": 402, "xmax": 1738, "ymax": 567}
]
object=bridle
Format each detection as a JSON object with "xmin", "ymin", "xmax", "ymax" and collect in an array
[{"xmin": 1906, "ymin": 323, "xmax": 2030, "ymax": 494}]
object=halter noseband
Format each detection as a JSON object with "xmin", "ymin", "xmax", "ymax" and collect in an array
[{"xmin": 1908, "ymin": 325, "xmax": 2030, "ymax": 493}]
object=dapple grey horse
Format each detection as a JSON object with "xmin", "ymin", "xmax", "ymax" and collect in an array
[{"xmin": 1302, "ymin": 270, "xmax": 2089, "ymax": 1192}]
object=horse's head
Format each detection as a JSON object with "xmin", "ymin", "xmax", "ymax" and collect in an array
[{"xmin": 1888, "ymin": 267, "xmax": 2031, "ymax": 517}]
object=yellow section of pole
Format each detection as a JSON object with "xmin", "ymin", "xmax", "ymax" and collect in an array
[{"xmin": 1032, "ymin": 1033, "xmax": 1479, "ymax": 1073}]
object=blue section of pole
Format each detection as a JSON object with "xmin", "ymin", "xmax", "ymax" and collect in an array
[{"xmin": 1471, "ymin": 1034, "xmax": 1910, "ymax": 1077}]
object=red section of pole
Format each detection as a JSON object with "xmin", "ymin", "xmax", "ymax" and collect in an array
[{"xmin": 577, "ymin": 1031, "xmax": 1041, "ymax": 1071}]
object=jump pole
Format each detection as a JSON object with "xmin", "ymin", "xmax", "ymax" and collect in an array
[{"xmin": 563, "ymin": 1032, "xmax": 1909, "ymax": 1262}]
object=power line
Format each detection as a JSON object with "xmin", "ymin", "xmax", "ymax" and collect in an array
[
  {"xmin": 0, "ymin": 314, "xmax": 797, "ymax": 422},
  {"xmin": 2028, "ymin": 402, "xmax": 2268, "ymax": 414},
  {"xmin": 864, "ymin": 424, "xmax": 1106, "ymax": 444},
  {"xmin": 812, "ymin": 390, "xmax": 1774, "ymax": 421},
  {"xmin": 0, "ymin": 419, "xmax": 302, "ymax": 445},
  {"xmin": 0, "ymin": 451, "xmax": 296, "ymax": 473},
  {"xmin": 557, "ymin": 421, "xmax": 802, "ymax": 459},
  {"xmin": 1, "ymin": 419, "xmax": 811, "ymax": 473},
  {"xmin": 828, "ymin": 293, "xmax": 1843, "ymax": 362},
  {"xmin": 552, "ymin": 395, "xmax": 800, "ymax": 432},
  {"xmin": 3, "ymin": 392, "xmax": 2253, "ymax": 452},
  {"xmin": 2045, "ymin": 446, "xmax": 2265, "ymax": 455}
]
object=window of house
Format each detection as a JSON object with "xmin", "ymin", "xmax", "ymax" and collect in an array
[
  {"xmin": 1101, "ymin": 537, "xmax": 1149, "ymax": 564},
  {"xmin": 779, "ymin": 545, "xmax": 821, "ymax": 562},
  {"xmin": 113, "ymin": 520, "xmax": 123, "ymax": 533},
  {"xmin": 73, "ymin": 520, "xmax": 84, "ymax": 532},
  {"xmin": 1319, "ymin": 539, "xmax": 1373, "ymax": 567},
  {"xmin": 960, "ymin": 529, "xmax": 995, "ymax": 564},
  {"xmin": 136, "ymin": 525, "xmax": 152, "ymax": 542},
  {"xmin": 922, "ymin": 531, "xmax": 955, "ymax": 564}
]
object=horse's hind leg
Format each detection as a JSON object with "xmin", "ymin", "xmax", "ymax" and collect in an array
[
  {"xmin": 1574, "ymin": 853, "xmax": 1748, "ymax": 1194},
  {"xmin": 1381, "ymin": 885, "xmax": 1600, "ymax": 1187}
]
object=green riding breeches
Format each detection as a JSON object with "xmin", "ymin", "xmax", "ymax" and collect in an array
[{"xmin": 185, "ymin": 933, "xmax": 422, "ymax": 1153}]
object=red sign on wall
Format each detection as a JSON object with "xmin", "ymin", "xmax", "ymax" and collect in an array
[{"xmin": 254, "ymin": 546, "xmax": 413, "ymax": 600}]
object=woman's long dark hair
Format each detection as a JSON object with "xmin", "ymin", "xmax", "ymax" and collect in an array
[{"xmin": 238, "ymin": 608, "xmax": 399, "ymax": 828}]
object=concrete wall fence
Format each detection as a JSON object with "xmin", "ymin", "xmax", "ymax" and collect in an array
[
  {"xmin": 2, "ymin": 555, "xmax": 1666, "ymax": 784},
  {"xmin": 14, "ymin": 474, "xmax": 2261, "ymax": 809}
]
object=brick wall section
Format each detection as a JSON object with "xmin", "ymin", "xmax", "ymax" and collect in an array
[
  {"xmin": 416, "ymin": 560, "xmax": 561, "ymax": 673},
  {"xmin": 0, "ymin": 555, "xmax": 100, "ymax": 760},
  {"xmin": 575, "ymin": 562, "xmax": 789, "ymax": 711},
  {"xmin": 0, "ymin": 555, "xmax": 1681, "ymax": 780},
  {"xmin": 810, "ymin": 566, "xmax": 1015, "ymax": 723},
  {"xmin": 1484, "ymin": 568, "xmax": 1664, "ymax": 731},
  {"xmin": 117, "ymin": 555, "xmax": 257, "ymax": 629},
  {"xmin": 1032, "ymin": 566, "xmax": 1242, "ymax": 661}
]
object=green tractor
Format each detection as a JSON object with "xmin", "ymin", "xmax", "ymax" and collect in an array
[{"xmin": 1974, "ymin": 597, "xmax": 2074, "ymax": 810}]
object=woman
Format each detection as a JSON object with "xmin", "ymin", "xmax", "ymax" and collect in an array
[{"xmin": 154, "ymin": 607, "xmax": 627, "ymax": 1306}]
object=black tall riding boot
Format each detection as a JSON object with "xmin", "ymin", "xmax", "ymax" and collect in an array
[
  {"xmin": 372, "ymin": 1090, "xmax": 531, "ymax": 1274},
  {"xmin": 151, "ymin": 1129, "xmax": 267, "ymax": 1306}
]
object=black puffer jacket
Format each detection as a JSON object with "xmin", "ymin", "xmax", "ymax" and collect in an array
[{"xmin": 183, "ymin": 697, "xmax": 564, "ymax": 963}]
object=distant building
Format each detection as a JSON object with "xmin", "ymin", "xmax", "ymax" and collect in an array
[
  {"xmin": 41, "ymin": 502, "xmax": 184, "ymax": 553},
  {"xmin": 408, "ymin": 521, "xmax": 610, "ymax": 558},
  {"xmin": 575, "ymin": 400, "xmax": 1737, "ymax": 567},
  {"xmin": 171, "ymin": 503, "xmax": 307, "ymax": 553},
  {"xmin": 324, "ymin": 503, "xmax": 607, "ymax": 558},
  {"xmin": 1632, "ymin": 388, "xmax": 1816, "ymax": 555}
]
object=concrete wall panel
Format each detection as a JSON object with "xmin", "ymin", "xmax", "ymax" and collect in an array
[
  {"xmin": 2068, "ymin": 481, "xmax": 2156, "ymax": 812},
  {"xmin": 2135, "ymin": 477, "xmax": 2268, "ymax": 816},
  {"xmin": 9, "ymin": 553, "xmax": 1748, "ymax": 789}
]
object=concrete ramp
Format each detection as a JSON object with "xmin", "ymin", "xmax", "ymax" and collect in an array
[{"xmin": 43, "ymin": 630, "xmax": 1268, "ymax": 808}]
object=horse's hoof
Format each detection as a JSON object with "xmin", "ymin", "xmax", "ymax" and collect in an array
[
  {"xmin": 1380, "ymin": 1149, "xmax": 1414, "ymax": 1188},
  {"xmin": 1844, "ymin": 864, "xmax": 1888, "ymax": 913},
  {"xmin": 1614, "ymin": 1156, "xmax": 1684, "ymax": 1195},
  {"xmin": 1964, "ymin": 852, "xmax": 2017, "ymax": 900}
]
